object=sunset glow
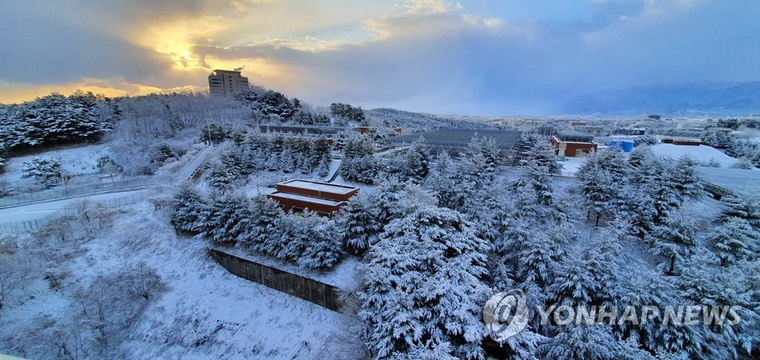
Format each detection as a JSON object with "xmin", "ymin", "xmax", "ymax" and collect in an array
[{"xmin": 1, "ymin": 1, "xmax": 759, "ymax": 114}]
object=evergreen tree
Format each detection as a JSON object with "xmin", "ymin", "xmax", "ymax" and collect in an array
[
  {"xmin": 428, "ymin": 151, "xmax": 459, "ymax": 209},
  {"xmin": 673, "ymin": 155, "xmax": 704, "ymax": 199},
  {"xmin": 170, "ymin": 185, "xmax": 208, "ymax": 233},
  {"xmin": 316, "ymin": 154, "xmax": 330, "ymax": 178},
  {"xmin": 708, "ymin": 216, "xmax": 758, "ymax": 266},
  {"xmin": 577, "ymin": 154, "xmax": 620, "ymax": 225},
  {"xmin": 524, "ymin": 139, "xmax": 562, "ymax": 175},
  {"xmin": 338, "ymin": 193, "xmax": 383, "ymax": 255},
  {"xmin": 205, "ymin": 195, "xmax": 252, "ymax": 244},
  {"xmin": 402, "ymin": 136, "xmax": 431, "ymax": 182},
  {"xmin": 294, "ymin": 212, "xmax": 342, "ymax": 268},
  {"xmin": 241, "ymin": 196, "xmax": 285, "ymax": 252},
  {"xmin": 547, "ymin": 228, "xmax": 620, "ymax": 305},
  {"xmin": 465, "ymin": 135, "xmax": 501, "ymax": 173},
  {"xmin": 21, "ymin": 157, "xmax": 68, "ymax": 189},
  {"xmin": 720, "ymin": 195, "xmax": 760, "ymax": 229},
  {"xmin": 648, "ymin": 215, "xmax": 697, "ymax": 275},
  {"xmin": 537, "ymin": 326, "xmax": 653, "ymax": 360},
  {"xmin": 206, "ymin": 160, "xmax": 236, "ymax": 193},
  {"xmin": 359, "ymin": 204, "xmax": 489, "ymax": 359}
]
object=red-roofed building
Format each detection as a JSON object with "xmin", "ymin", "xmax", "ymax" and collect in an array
[{"xmin": 267, "ymin": 180, "xmax": 359, "ymax": 215}]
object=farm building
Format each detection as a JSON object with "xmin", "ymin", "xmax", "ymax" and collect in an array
[
  {"xmin": 267, "ymin": 180, "xmax": 359, "ymax": 215},
  {"xmin": 551, "ymin": 134, "xmax": 598, "ymax": 158}
]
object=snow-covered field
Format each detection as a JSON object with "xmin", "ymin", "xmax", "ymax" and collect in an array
[
  {"xmin": 651, "ymin": 143, "xmax": 738, "ymax": 167},
  {"xmin": 0, "ymin": 201, "xmax": 362, "ymax": 359}
]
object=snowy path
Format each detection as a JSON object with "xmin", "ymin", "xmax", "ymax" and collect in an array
[{"xmin": 325, "ymin": 159, "xmax": 342, "ymax": 182}]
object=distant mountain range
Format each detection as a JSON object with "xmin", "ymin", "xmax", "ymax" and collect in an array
[{"xmin": 560, "ymin": 81, "xmax": 760, "ymax": 115}]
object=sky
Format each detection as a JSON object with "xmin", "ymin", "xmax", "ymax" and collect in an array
[{"xmin": 1, "ymin": 0, "xmax": 759, "ymax": 115}]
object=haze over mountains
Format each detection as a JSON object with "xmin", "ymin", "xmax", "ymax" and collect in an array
[{"xmin": 561, "ymin": 81, "xmax": 760, "ymax": 115}]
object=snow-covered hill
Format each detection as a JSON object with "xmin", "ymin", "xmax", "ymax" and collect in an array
[
  {"xmin": 0, "ymin": 202, "xmax": 362, "ymax": 359},
  {"xmin": 651, "ymin": 144, "xmax": 739, "ymax": 167}
]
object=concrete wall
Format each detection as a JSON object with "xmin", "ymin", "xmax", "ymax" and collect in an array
[{"xmin": 208, "ymin": 249, "xmax": 341, "ymax": 312}]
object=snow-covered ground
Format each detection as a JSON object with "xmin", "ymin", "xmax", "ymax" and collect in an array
[
  {"xmin": 1, "ymin": 143, "xmax": 110, "ymax": 185},
  {"xmin": 1, "ymin": 201, "xmax": 362, "ymax": 359},
  {"xmin": 325, "ymin": 159, "xmax": 342, "ymax": 182},
  {"xmin": 651, "ymin": 144, "xmax": 738, "ymax": 167},
  {"xmin": 0, "ymin": 189, "xmax": 147, "ymax": 223},
  {"xmin": 558, "ymin": 157, "xmax": 587, "ymax": 176},
  {"xmin": 696, "ymin": 166, "xmax": 760, "ymax": 195}
]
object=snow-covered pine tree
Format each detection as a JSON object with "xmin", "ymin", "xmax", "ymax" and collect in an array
[
  {"xmin": 428, "ymin": 151, "xmax": 458, "ymax": 209},
  {"xmin": 510, "ymin": 160, "xmax": 569, "ymax": 223},
  {"xmin": 720, "ymin": 195, "xmax": 760, "ymax": 229},
  {"xmin": 340, "ymin": 155, "xmax": 378, "ymax": 184},
  {"xmin": 524, "ymin": 139, "xmax": 562, "ymax": 175},
  {"xmin": 403, "ymin": 136, "xmax": 431, "ymax": 182},
  {"xmin": 359, "ymin": 204, "xmax": 489, "ymax": 359},
  {"xmin": 21, "ymin": 157, "xmax": 68, "ymax": 189},
  {"xmin": 708, "ymin": 216, "xmax": 758, "ymax": 266},
  {"xmin": 648, "ymin": 214, "xmax": 697, "ymax": 275},
  {"xmin": 537, "ymin": 325, "xmax": 653, "ymax": 360},
  {"xmin": 242, "ymin": 196, "xmax": 285, "ymax": 253},
  {"xmin": 517, "ymin": 225, "xmax": 571, "ymax": 296},
  {"xmin": 279, "ymin": 145, "xmax": 298, "ymax": 173},
  {"xmin": 316, "ymin": 154, "xmax": 330, "ymax": 178},
  {"xmin": 673, "ymin": 155, "xmax": 704, "ymax": 199},
  {"xmin": 220, "ymin": 144, "xmax": 247, "ymax": 179},
  {"xmin": 628, "ymin": 146, "xmax": 656, "ymax": 170},
  {"xmin": 548, "ymin": 226, "xmax": 624, "ymax": 315},
  {"xmin": 434, "ymin": 151, "xmax": 494, "ymax": 213},
  {"xmin": 170, "ymin": 185, "xmax": 208, "ymax": 233},
  {"xmin": 205, "ymin": 195, "xmax": 252, "ymax": 245},
  {"xmin": 338, "ymin": 192, "xmax": 383, "ymax": 255},
  {"xmin": 206, "ymin": 160, "xmax": 236, "ymax": 194},
  {"xmin": 459, "ymin": 181, "xmax": 511, "ymax": 243},
  {"xmin": 294, "ymin": 212, "xmax": 342, "ymax": 268},
  {"xmin": 675, "ymin": 250, "xmax": 760, "ymax": 358},
  {"xmin": 372, "ymin": 176, "xmax": 418, "ymax": 223},
  {"xmin": 577, "ymin": 153, "xmax": 623, "ymax": 225},
  {"xmin": 465, "ymin": 134, "xmax": 501, "ymax": 173},
  {"xmin": 628, "ymin": 154, "xmax": 681, "ymax": 228}
]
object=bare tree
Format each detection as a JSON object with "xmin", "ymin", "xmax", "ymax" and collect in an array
[{"xmin": 0, "ymin": 252, "xmax": 31, "ymax": 310}]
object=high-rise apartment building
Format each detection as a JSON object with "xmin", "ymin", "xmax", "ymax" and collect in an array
[{"xmin": 208, "ymin": 69, "xmax": 249, "ymax": 96}]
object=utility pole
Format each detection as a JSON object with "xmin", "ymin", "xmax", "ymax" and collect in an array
[{"xmin": 58, "ymin": 157, "xmax": 68, "ymax": 195}]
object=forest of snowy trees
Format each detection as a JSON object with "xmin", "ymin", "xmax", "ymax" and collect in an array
[{"xmin": 169, "ymin": 128, "xmax": 760, "ymax": 358}]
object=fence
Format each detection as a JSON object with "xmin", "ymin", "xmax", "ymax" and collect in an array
[
  {"xmin": 208, "ymin": 249, "xmax": 341, "ymax": 312},
  {"xmin": 0, "ymin": 220, "xmax": 41, "ymax": 234},
  {"xmin": 0, "ymin": 175, "xmax": 172, "ymax": 209},
  {"xmin": 0, "ymin": 191, "xmax": 149, "ymax": 234},
  {"xmin": 0, "ymin": 144, "xmax": 215, "ymax": 210}
]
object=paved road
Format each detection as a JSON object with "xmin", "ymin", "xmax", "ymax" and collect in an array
[
  {"xmin": 0, "ymin": 144, "xmax": 218, "ymax": 233},
  {"xmin": 0, "ymin": 144, "xmax": 215, "ymax": 211}
]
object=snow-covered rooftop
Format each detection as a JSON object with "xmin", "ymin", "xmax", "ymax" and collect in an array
[
  {"xmin": 280, "ymin": 180, "xmax": 358, "ymax": 195},
  {"xmin": 268, "ymin": 192, "xmax": 345, "ymax": 206}
]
